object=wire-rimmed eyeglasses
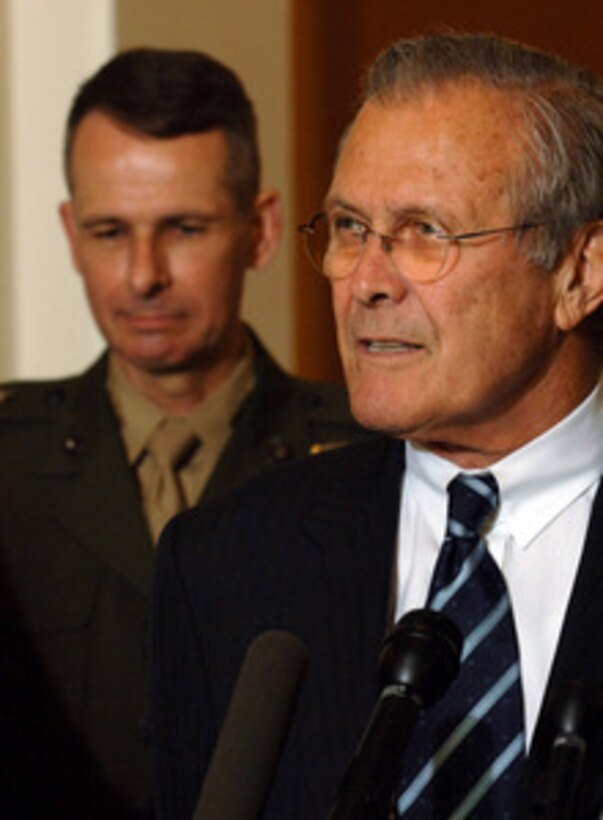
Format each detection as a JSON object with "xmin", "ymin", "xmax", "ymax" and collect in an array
[{"xmin": 297, "ymin": 211, "xmax": 544, "ymax": 284}]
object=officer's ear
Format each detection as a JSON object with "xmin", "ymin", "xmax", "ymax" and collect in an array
[
  {"xmin": 58, "ymin": 201, "xmax": 84, "ymax": 273},
  {"xmin": 555, "ymin": 222, "xmax": 603, "ymax": 331},
  {"xmin": 247, "ymin": 189, "xmax": 282, "ymax": 270}
]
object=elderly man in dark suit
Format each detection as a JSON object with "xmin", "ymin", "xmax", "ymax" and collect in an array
[
  {"xmin": 152, "ymin": 33, "xmax": 603, "ymax": 819},
  {"xmin": 0, "ymin": 49, "xmax": 365, "ymax": 819}
]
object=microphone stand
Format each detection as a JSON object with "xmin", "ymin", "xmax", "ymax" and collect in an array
[{"xmin": 328, "ymin": 609, "xmax": 463, "ymax": 819}]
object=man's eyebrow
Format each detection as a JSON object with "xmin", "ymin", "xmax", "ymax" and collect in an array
[
  {"xmin": 161, "ymin": 211, "xmax": 224, "ymax": 223},
  {"xmin": 323, "ymin": 196, "xmax": 368, "ymax": 218},
  {"xmin": 323, "ymin": 196, "xmax": 445, "ymax": 224},
  {"xmin": 80, "ymin": 211, "xmax": 224, "ymax": 228},
  {"xmin": 80, "ymin": 216, "xmax": 123, "ymax": 229}
]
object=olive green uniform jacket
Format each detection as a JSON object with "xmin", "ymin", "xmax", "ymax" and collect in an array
[{"xmin": 0, "ymin": 340, "xmax": 369, "ymax": 818}]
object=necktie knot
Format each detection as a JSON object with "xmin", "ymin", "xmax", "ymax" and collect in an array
[
  {"xmin": 147, "ymin": 419, "xmax": 199, "ymax": 471},
  {"xmin": 142, "ymin": 419, "xmax": 200, "ymax": 543},
  {"xmin": 446, "ymin": 471, "xmax": 499, "ymax": 540}
]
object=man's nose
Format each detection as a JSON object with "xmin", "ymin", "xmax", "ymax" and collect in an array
[
  {"xmin": 349, "ymin": 234, "xmax": 409, "ymax": 305},
  {"xmin": 128, "ymin": 237, "xmax": 170, "ymax": 297}
]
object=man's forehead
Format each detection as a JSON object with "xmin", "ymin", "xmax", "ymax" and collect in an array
[
  {"xmin": 328, "ymin": 83, "xmax": 525, "ymax": 210},
  {"xmin": 347, "ymin": 81, "xmax": 523, "ymax": 152},
  {"xmin": 68, "ymin": 112, "xmax": 230, "ymax": 187},
  {"xmin": 66, "ymin": 114, "xmax": 237, "ymax": 215}
]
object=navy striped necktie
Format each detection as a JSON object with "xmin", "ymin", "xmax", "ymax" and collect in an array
[{"xmin": 396, "ymin": 472, "xmax": 526, "ymax": 818}]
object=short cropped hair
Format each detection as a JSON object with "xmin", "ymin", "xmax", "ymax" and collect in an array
[
  {"xmin": 64, "ymin": 47, "xmax": 260, "ymax": 212},
  {"xmin": 363, "ymin": 32, "xmax": 603, "ymax": 273}
]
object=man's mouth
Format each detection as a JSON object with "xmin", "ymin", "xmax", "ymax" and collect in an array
[
  {"xmin": 362, "ymin": 339, "xmax": 423, "ymax": 353},
  {"xmin": 120, "ymin": 309, "xmax": 185, "ymax": 329}
]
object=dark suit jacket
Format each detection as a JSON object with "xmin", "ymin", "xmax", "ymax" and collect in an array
[
  {"xmin": 151, "ymin": 438, "xmax": 603, "ymax": 820},
  {"xmin": 0, "ymin": 339, "xmax": 368, "ymax": 819}
]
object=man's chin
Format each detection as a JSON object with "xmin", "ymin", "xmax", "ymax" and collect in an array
[
  {"xmin": 117, "ymin": 345, "xmax": 222, "ymax": 378},
  {"xmin": 137, "ymin": 358, "xmax": 191, "ymax": 376},
  {"xmin": 348, "ymin": 386, "xmax": 402, "ymax": 434},
  {"xmin": 350, "ymin": 403, "xmax": 405, "ymax": 438}
]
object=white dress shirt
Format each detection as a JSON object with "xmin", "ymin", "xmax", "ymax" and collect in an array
[{"xmin": 394, "ymin": 386, "xmax": 603, "ymax": 747}]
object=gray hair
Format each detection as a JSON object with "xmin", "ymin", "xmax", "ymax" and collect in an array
[{"xmin": 363, "ymin": 32, "xmax": 603, "ymax": 271}]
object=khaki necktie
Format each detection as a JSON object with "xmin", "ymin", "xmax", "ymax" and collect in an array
[{"xmin": 142, "ymin": 419, "xmax": 200, "ymax": 543}]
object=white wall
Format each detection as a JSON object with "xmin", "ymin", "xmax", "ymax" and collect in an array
[
  {"xmin": 0, "ymin": 0, "xmax": 113, "ymax": 380},
  {"xmin": 0, "ymin": 0, "xmax": 292, "ymax": 381}
]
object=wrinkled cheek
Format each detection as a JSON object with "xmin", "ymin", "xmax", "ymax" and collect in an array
[{"xmin": 332, "ymin": 310, "xmax": 353, "ymax": 367}]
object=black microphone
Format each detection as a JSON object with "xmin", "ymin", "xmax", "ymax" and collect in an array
[
  {"xmin": 530, "ymin": 680, "xmax": 602, "ymax": 819},
  {"xmin": 328, "ymin": 609, "xmax": 463, "ymax": 820},
  {"xmin": 194, "ymin": 630, "xmax": 309, "ymax": 820}
]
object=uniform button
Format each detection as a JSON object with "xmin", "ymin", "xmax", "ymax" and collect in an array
[
  {"xmin": 137, "ymin": 714, "xmax": 150, "ymax": 743},
  {"xmin": 303, "ymin": 391, "xmax": 323, "ymax": 408},
  {"xmin": 63, "ymin": 435, "xmax": 81, "ymax": 454},
  {"xmin": 46, "ymin": 387, "xmax": 66, "ymax": 407},
  {"xmin": 268, "ymin": 437, "xmax": 294, "ymax": 462}
]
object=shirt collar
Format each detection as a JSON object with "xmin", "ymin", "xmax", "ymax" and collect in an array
[
  {"xmin": 493, "ymin": 385, "xmax": 603, "ymax": 548},
  {"xmin": 406, "ymin": 383, "xmax": 603, "ymax": 549},
  {"xmin": 106, "ymin": 356, "xmax": 162, "ymax": 465},
  {"xmin": 106, "ymin": 338, "xmax": 256, "ymax": 466}
]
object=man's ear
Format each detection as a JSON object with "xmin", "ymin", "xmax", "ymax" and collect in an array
[
  {"xmin": 247, "ymin": 189, "xmax": 282, "ymax": 269},
  {"xmin": 555, "ymin": 223, "xmax": 603, "ymax": 331},
  {"xmin": 58, "ymin": 201, "xmax": 83, "ymax": 273}
]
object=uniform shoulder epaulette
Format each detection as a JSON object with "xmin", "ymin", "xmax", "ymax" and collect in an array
[
  {"xmin": 0, "ymin": 386, "xmax": 14, "ymax": 405},
  {"xmin": 0, "ymin": 378, "xmax": 74, "ymax": 421}
]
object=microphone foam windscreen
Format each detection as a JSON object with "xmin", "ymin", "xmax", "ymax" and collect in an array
[{"xmin": 194, "ymin": 630, "xmax": 309, "ymax": 820}]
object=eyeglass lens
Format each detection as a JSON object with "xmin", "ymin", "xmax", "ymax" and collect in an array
[{"xmin": 302, "ymin": 214, "xmax": 453, "ymax": 283}]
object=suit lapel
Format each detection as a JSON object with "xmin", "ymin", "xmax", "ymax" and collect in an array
[
  {"xmin": 33, "ymin": 358, "xmax": 153, "ymax": 598},
  {"xmin": 529, "ymin": 477, "xmax": 603, "ymax": 768},
  {"xmin": 290, "ymin": 440, "xmax": 405, "ymax": 812},
  {"xmin": 299, "ymin": 438, "xmax": 404, "ymax": 629},
  {"xmin": 546, "ymin": 477, "xmax": 603, "ymax": 686},
  {"xmin": 201, "ymin": 339, "xmax": 296, "ymax": 502}
]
